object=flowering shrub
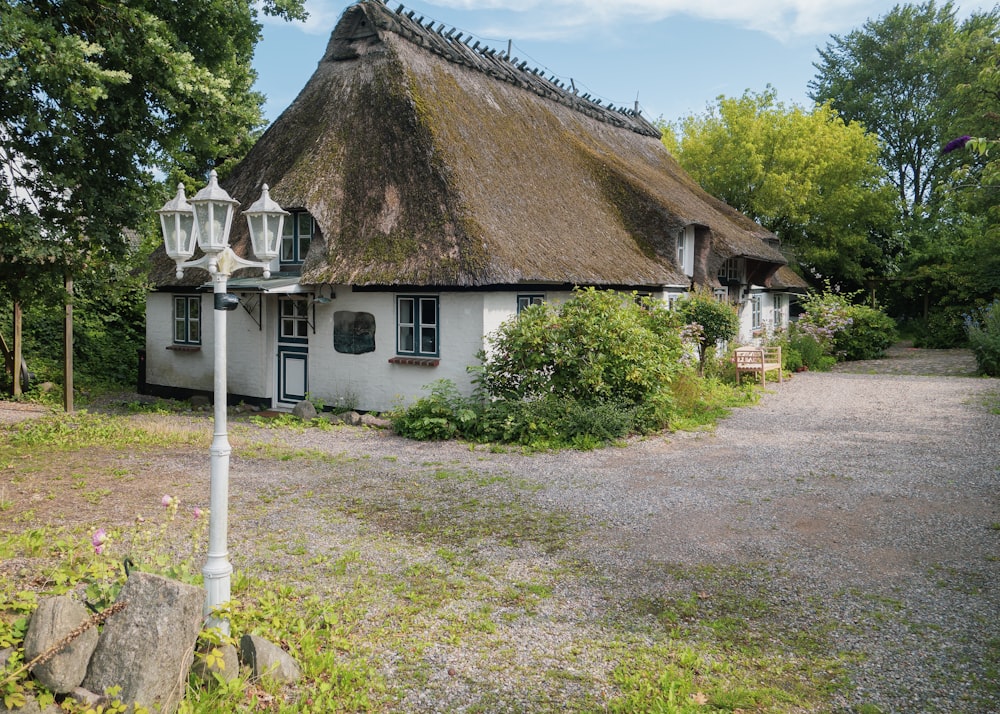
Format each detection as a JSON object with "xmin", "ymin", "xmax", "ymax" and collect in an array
[
  {"xmin": 967, "ymin": 300, "xmax": 1000, "ymax": 376},
  {"xmin": 796, "ymin": 289, "xmax": 854, "ymax": 354},
  {"xmin": 796, "ymin": 285, "xmax": 896, "ymax": 361}
]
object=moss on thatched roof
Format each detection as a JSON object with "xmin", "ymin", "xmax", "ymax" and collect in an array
[{"xmin": 151, "ymin": 0, "xmax": 800, "ymax": 290}]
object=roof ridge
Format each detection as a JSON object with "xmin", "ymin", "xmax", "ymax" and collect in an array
[{"xmin": 359, "ymin": 0, "xmax": 662, "ymax": 138}]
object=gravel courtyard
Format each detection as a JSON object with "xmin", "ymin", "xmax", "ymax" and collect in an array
[
  {"xmin": 213, "ymin": 345, "xmax": 998, "ymax": 712},
  {"xmin": 2, "ymin": 345, "xmax": 997, "ymax": 712}
]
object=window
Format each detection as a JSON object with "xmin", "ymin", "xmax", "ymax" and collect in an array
[
  {"xmin": 397, "ymin": 296, "xmax": 438, "ymax": 357},
  {"xmin": 772, "ymin": 294, "xmax": 784, "ymax": 329},
  {"xmin": 665, "ymin": 292, "xmax": 683, "ymax": 310},
  {"xmin": 280, "ymin": 211, "xmax": 313, "ymax": 266},
  {"xmin": 517, "ymin": 294, "xmax": 544, "ymax": 313},
  {"xmin": 173, "ymin": 296, "xmax": 201, "ymax": 345},
  {"xmin": 718, "ymin": 258, "xmax": 743, "ymax": 284},
  {"xmin": 677, "ymin": 226, "xmax": 694, "ymax": 276},
  {"xmin": 751, "ymin": 294, "xmax": 762, "ymax": 331},
  {"xmin": 279, "ymin": 298, "xmax": 309, "ymax": 342}
]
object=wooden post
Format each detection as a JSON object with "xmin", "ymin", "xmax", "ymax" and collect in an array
[
  {"xmin": 12, "ymin": 301, "xmax": 22, "ymax": 398},
  {"xmin": 64, "ymin": 274, "xmax": 73, "ymax": 412}
]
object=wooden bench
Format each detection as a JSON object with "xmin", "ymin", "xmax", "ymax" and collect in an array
[{"xmin": 734, "ymin": 346, "xmax": 783, "ymax": 385}]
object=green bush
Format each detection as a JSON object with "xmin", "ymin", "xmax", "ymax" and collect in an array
[
  {"xmin": 834, "ymin": 305, "xmax": 898, "ymax": 360},
  {"xmin": 788, "ymin": 330, "xmax": 833, "ymax": 371},
  {"xmin": 912, "ymin": 308, "xmax": 970, "ymax": 348},
  {"xmin": 967, "ymin": 300, "xmax": 1000, "ymax": 377},
  {"xmin": 476, "ymin": 288, "xmax": 684, "ymax": 424},
  {"xmin": 477, "ymin": 395, "xmax": 635, "ymax": 450},
  {"xmin": 392, "ymin": 380, "xmax": 480, "ymax": 440}
]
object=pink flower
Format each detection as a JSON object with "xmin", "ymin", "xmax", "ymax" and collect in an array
[
  {"xmin": 193, "ymin": 507, "xmax": 203, "ymax": 519},
  {"xmin": 161, "ymin": 495, "xmax": 174, "ymax": 508},
  {"xmin": 91, "ymin": 528, "xmax": 108, "ymax": 554}
]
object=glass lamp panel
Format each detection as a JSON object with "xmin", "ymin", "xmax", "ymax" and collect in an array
[
  {"xmin": 159, "ymin": 210, "xmax": 196, "ymax": 261},
  {"xmin": 191, "ymin": 170, "xmax": 238, "ymax": 253},
  {"xmin": 243, "ymin": 184, "xmax": 288, "ymax": 261},
  {"xmin": 157, "ymin": 183, "xmax": 197, "ymax": 261}
]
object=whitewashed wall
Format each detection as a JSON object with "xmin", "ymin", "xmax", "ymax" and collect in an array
[{"xmin": 146, "ymin": 286, "xmax": 793, "ymax": 413}]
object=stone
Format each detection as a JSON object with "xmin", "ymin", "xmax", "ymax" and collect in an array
[
  {"xmin": 67, "ymin": 688, "xmax": 106, "ymax": 709},
  {"xmin": 292, "ymin": 400, "xmax": 317, "ymax": 420},
  {"xmin": 191, "ymin": 643, "xmax": 239, "ymax": 684},
  {"xmin": 82, "ymin": 572, "xmax": 204, "ymax": 714},
  {"xmin": 332, "ymin": 410, "xmax": 362, "ymax": 426},
  {"xmin": 189, "ymin": 395, "xmax": 211, "ymax": 410},
  {"xmin": 23, "ymin": 596, "xmax": 99, "ymax": 694},
  {"xmin": 239, "ymin": 634, "xmax": 301, "ymax": 684},
  {"xmin": 359, "ymin": 413, "xmax": 392, "ymax": 429}
]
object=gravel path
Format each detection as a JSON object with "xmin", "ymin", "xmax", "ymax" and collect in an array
[
  {"xmin": 214, "ymin": 348, "xmax": 999, "ymax": 713},
  {"xmin": 3, "ymin": 347, "xmax": 996, "ymax": 712}
]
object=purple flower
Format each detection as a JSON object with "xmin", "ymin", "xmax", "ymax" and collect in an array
[
  {"xmin": 92, "ymin": 528, "xmax": 108, "ymax": 554},
  {"xmin": 942, "ymin": 135, "xmax": 972, "ymax": 154}
]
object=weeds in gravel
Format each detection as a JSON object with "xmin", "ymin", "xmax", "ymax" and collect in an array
[{"xmin": 0, "ymin": 410, "xmax": 919, "ymax": 712}]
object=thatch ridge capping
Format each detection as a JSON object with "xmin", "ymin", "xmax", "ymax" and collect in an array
[{"xmin": 332, "ymin": 0, "xmax": 661, "ymax": 139}]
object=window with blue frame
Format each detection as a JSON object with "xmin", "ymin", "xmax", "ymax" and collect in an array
[
  {"xmin": 517, "ymin": 294, "xmax": 544, "ymax": 313},
  {"xmin": 280, "ymin": 211, "xmax": 313, "ymax": 267},
  {"xmin": 397, "ymin": 296, "xmax": 438, "ymax": 356},
  {"xmin": 173, "ymin": 296, "xmax": 201, "ymax": 345}
]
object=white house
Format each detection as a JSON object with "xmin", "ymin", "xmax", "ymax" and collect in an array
[{"xmin": 143, "ymin": 0, "xmax": 806, "ymax": 413}]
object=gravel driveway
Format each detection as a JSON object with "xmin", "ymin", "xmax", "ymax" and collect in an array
[
  {"xmin": 209, "ymin": 346, "xmax": 999, "ymax": 713},
  {"xmin": 3, "ymin": 347, "xmax": 996, "ymax": 712}
]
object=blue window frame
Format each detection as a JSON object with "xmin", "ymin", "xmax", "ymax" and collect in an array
[
  {"xmin": 517, "ymin": 294, "xmax": 544, "ymax": 313},
  {"xmin": 173, "ymin": 296, "xmax": 201, "ymax": 345},
  {"xmin": 397, "ymin": 296, "xmax": 438, "ymax": 357},
  {"xmin": 280, "ymin": 211, "xmax": 313, "ymax": 267}
]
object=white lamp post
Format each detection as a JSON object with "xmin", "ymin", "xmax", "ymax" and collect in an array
[{"xmin": 157, "ymin": 170, "xmax": 288, "ymax": 632}]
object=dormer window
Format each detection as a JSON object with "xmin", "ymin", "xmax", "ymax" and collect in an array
[
  {"xmin": 281, "ymin": 211, "xmax": 313, "ymax": 267},
  {"xmin": 718, "ymin": 258, "xmax": 744, "ymax": 284}
]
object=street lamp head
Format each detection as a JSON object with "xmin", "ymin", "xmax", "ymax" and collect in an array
[
  {"xmin": 190, "ymin": 170, "xmax": 239, "ymax": 256},
  {"xmin": 243, "ymin": 184, "xmax": 288, "ymax": 265},
  {"xmin": 157, "ymin": 183, "xmax": 198, "ymax": 279}
]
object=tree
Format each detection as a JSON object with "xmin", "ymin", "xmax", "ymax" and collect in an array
[
  {"xmin": 663, "ymin": 89, "xmax": 896, "ymax": 289},
  {"xmin": 809, "ymin": 2, "xmax": 1000, "ymax": 336},
  {"xmin": 0, "ymin": 0, "xmax": 306, "ymax": 397},
  {"xmin": 810, "ymin": 2, "xmax": 954, "ymax": 217},
  {"xmin": 674, "ymin": 290, "xmax": 739, "ymax": 375}
]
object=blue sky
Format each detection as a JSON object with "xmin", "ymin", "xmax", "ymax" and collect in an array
[{"xmin": 253, "ymin": 0, "xmax": 992, "ymax": 127}]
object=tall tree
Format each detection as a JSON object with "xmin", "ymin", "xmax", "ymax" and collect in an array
[
  {"xmin": 663, "ymin": 89, "xmax": 896, "ymax": 289},
  {"xmin": 0, "ymin": 0, "xmax": 306, "ymax": 395},
  {"xmin": 808, "ymin": 1, "xmax": 996, "ymax": 219},
  {"xmin": 809, "ymin": 2, "xmax": 999, "ymax": 333}
]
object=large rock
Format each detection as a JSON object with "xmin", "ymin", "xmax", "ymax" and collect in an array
[
  {"xmin": 292, "ymin": 400, "xmax": 317, "ymax": 420},
  {"xmin": 82, "ymin": 572, "xmax": 204, "ymax": 714},
  {"xmin": 239, "ymin": 634, "xmax": 301, "ymax": 683},
  {"xmin": 23, "ymin": 595, "xmax": 99, "ymax": 694}
]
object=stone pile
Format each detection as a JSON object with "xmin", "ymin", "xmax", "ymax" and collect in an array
[{"xmin": 6, "ymin": 572, "xmax": 300, "ymax": 714}]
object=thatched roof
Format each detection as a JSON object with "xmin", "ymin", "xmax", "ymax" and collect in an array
[{"xmin": 151, "ymin": 0, "xmax": 802, "ymax": 290}]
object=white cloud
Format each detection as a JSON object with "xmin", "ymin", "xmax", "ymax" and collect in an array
[
  {"xmin": 267, "ymin": 0, "xmax": 986, "ymax": 43},
  {"xmin": 424, "ymin": 0, "xmax": 896, "ymax": 40}
]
